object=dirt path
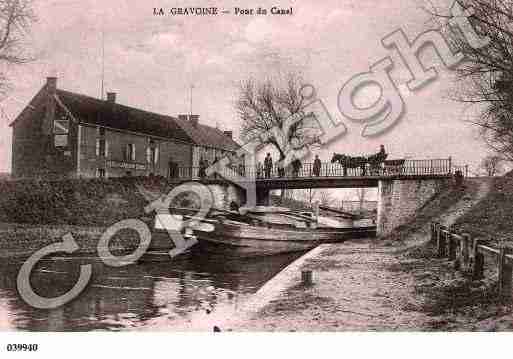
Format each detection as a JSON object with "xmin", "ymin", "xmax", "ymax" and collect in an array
[{"xmin": 235, "ymin": 179, "xmax": 493, "ymax": 331}]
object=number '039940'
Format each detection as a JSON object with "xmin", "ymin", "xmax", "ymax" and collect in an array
[{"xmin": 6, "ymin": 344, "xmax": 39, "ymax": 352}]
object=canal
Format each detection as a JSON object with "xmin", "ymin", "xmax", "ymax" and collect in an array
[{"xmin": 0, "ymin": 250, "xmax": 305, "ymax": 331}]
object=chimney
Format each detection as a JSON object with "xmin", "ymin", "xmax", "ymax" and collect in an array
[
  {"xmin": 46, "ymin": 77, "xmax": 57, "ymax": 95},
  {"xmin": 43, "ymin": 77, "xmax": 58, "ymax": 135},
  {"xmin": 106, "ymin": 92, "xmax": 116, "ymax": 103},
  {"xmin": 223, "ymin": 131, "xmax": 233, "ymax": 139},
  {"xmin": 189, "ymin": 115, "xmax": 199, "ymax": 127}
]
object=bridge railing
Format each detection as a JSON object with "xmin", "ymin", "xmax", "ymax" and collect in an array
[{"xmin": 169, "ymin": 158, "xmax": 455, "ymax": 181}]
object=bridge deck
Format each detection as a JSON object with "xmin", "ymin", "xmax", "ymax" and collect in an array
[{"xmin": 170, "ymin": 158, "xmax": 456, "ymax": 189}]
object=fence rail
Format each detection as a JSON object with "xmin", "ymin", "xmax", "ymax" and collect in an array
[
  {"xmin": 171, "ymin": 158, "xmax": 458, "ymax": 181},
  {"xmin": 431, "ymin": 222, "xmax": 513, "ymax": 300}
]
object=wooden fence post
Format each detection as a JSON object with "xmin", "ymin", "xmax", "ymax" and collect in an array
[
  {"xmin": 461, "ymin": 233, "xmax": 471, "ymax": 271},
  {"xmin": 431, "ymin": 223, "xmax": 439, "ymax": 245},
  {"xmin": 448, "ymin": 231, "xmax": 457, "ymax": 261},
  {"xmin": 472, "ymin": 238, "xmax": 485, "ymax": 280},
  {"xmin": 437, "ymin": 226, "xmax": 446, "ymax": 258},
  {"xmin": 498, "ymin": 245, "xmax": 512, "ymax": 301},
  {"xmin": 301, "ymin": 270, "xmax": 313, "ymax": 286}
]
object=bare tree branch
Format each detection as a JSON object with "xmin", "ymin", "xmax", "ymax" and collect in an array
[
  {"xmin": 432, "ymin": 0, "xmax": 513, "ymax": 161},
  {"xmin": 0, "ymin": 0, "xmax": 36, "ymax": 94},
  {"xmin": 237, "ymin": 72, "xmax": 320, "ymax": 161}
]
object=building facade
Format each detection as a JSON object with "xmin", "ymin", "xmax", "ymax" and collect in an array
[
  {"xmin": 10, "ymin": 77, "xmax": 239, "ymax": 179},
  {"xmin": 174, "ymin": 114, "xmax": 242, "ymax": 177}
]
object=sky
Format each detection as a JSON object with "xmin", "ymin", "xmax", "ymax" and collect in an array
[{"xmin": 0, "ymin": 0, "xmax": 493, "ymax": 180}]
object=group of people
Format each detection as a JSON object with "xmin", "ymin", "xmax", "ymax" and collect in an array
[
  {"xmin": 198, "ymin": 156, "xmax": 222, "ymax": 178},
  {"xmin": 199, "ymin": 146, "xmax": 386, "ymax": 179},
  {"xmin": 258, "ymin": 153, "xmax": 323, "ymax": 178},
  {"xmin": 199, "ymin": 156, "xmax": 245, "ymax": 178}
]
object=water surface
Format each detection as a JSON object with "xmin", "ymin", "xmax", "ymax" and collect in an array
[{"xmin": 0, "ymin": 249, "xmax": 304, "ymax": 331}]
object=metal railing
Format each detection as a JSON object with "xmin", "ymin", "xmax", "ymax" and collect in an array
[{"xmin": 170, "ymin": 158, "xmax": 455, "ymax": 181}]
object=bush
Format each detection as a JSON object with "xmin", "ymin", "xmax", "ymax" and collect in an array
[{"xmin": 0, "ymin": 177, "xmax": 173, "ymax": 226}]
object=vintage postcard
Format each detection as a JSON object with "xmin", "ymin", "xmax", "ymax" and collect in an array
[{"xmin": 0, "ymin": 0, "xmax": 512, "ymax": 357}]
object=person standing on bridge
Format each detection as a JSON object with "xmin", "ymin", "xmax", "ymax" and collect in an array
[
  {"xmin": 198, "ymin": 157, "xmax": 206, "ymax": 178},
  {"xmin": 264, "ymin": 153, "xmax": 273, "ymax": 178},
  {"xmin": 292, "ymin": 158, "xmax": 302, "ymax": 177},
  {"xmin": 379, "ymin": 144, "xmax": 386, "ymax": 158},
  {"xmin": 313, "ymin": 155, "xmax": 321, "ymax": 176},
  {"xmin": 257, "ymin": 162, "xmax": 263, "ymax": 178}
]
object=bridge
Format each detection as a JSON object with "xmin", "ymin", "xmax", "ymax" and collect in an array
[
  {"xmin": 170, "ymin": 158, "xmax": 465, "ymax": 236},
  {"xmin": 172, "ymin": 158, "xmax": 463, "ymax": 188}
]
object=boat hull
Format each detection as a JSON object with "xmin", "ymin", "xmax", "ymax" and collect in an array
[{"xmin": 195, "ymin": 221, "xmax": 376, "ymax": 256}]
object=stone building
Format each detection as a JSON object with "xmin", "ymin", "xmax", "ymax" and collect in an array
[
  {"xmin": 174, "ymin": 114, "xmax": 241, "ymax": 177},
  {"xmin": 10, "ymin": 77, "xmax": 239, "ymax": 179}
]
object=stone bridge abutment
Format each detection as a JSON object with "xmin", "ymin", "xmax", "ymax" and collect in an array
[
  {"xmin": 200, "ymin": 176, "xmax": 451, "ymax": 237},
  {"xmin": 376, "ymin": 178, "xmax": 450, "ymax": 236}
]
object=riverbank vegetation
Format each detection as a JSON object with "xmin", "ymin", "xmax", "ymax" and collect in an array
[{"xmin": 395, "ymin": 174, "xmax": 513, "ymax": 330}]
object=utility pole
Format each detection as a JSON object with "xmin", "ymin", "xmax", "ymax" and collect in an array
[
  {"xmin": 100, "ymin": 26, "xmax": 105, "ymax": 100},
  {"xmin": 190, "ymin": 84, "xmax": 194, "ymax": 115}
]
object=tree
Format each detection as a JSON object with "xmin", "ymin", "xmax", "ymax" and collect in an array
[
  {"xmin": 480, "ymin": 154, "xmax": 504, "ymax": 176},
  {"xmin": 430, "ymin": 0, "xmax": 513, "ymax": 160},
  {"xmin": 236, "ymin": 72, "xmax": 319, "ymax": 163},
  {"xmin": 0, "ymin": 0, "xmax": 37, "ymax": 93},
  {"xmin": 298, "ymin": 188, "xmax": 317, "ymax": 207},
  {"xmin": 318, "ymin": 190, "xmax": 335, "ymax": 207},
  {"xmin": 294, "ymin": 189, "xmax": 334, "ymax": 208},
  {"xmin": 356, "ymin": 188, "xmax": 366, "ymax": 213}
]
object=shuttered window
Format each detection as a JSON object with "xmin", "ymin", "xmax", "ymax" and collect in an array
[
  {"xmin": 146, "ymin": 140, "xmax": 159, "ymax": 165},
  {"xmin": 125, "ymin": 144, "xmax": 135, "ymax": 161},
  {"xmin": 95, "ymin": 127, "xmax": 107, "ymax": 157},
  {"xmin": 53, "ymin": 115, "xmax": 69, "ymax": 148}
]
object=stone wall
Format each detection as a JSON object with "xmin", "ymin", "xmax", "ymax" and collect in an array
[{"xmin": 377, "ymin": 178, "xmax": 449, "ymax": 236}]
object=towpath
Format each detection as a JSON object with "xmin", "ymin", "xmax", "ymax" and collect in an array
[{"xmin": 230, "ymin": 178, "xmax": 492, "ymax": 331}]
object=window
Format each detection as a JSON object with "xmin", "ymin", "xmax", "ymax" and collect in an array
[
  {"xmin": 146, "ymin": 140, "xmax": 159, "ymax": 165},
  {"xmin": 53, "ymin": 115, "xmax": 69, "ymax": 148},
  {"xmin": 96, "ymin": 128, "xmax": 107, "ymax": 157},
  {"xmin": 125, "ymin": 144, "xmax": 135, "ymax": 161},
  {"xmin": 96, "ymin": 168, "xmax": 106, "ymax": 178}
]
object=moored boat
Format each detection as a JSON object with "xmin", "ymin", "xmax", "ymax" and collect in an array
[
  {"xmin": 193, "ymin": 219, "xmax": 376, "ymax": 256},
  {"xmin": 193, "ymin": 206, "xmax": 376, "ymax": 256},
  {"xmin": 142, "ymin": 206, "xmax": 376, "ymax": 258}
]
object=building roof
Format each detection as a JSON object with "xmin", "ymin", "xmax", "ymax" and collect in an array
[
  {"xmin": 55, "ymin": 89, "xmax": 193, "ymax": 143},
  {"xmin": 173, "ymin": 115, "xmax": 240, "ymax": 152},
  {"xmin": 11, "ymin": 81, "xmax": 240, "ymax": 152}
]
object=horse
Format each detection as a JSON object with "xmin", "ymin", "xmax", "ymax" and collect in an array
[
  {"xmin": 383, "ymin": 159, "xmax": 405, "ymax": 175},
  {"xmin": 366, "ymin": 150, "xmax": 388, "ymax": 175},
  {"xmin": 331, "ymin": 150, "xmax": 389, "ymax": 176},
  {"xmin": 331, "ymin": 153, "xmax": 367, "ymax": 176}
]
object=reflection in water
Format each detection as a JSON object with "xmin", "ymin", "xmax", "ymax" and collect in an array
[{"xmin": 0, "ymin": 249, "xmax": 305, "ymax": 331}]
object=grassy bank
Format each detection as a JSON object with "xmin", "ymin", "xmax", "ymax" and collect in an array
[
  {"xmin": 453, "ymin": 173, "xmax": 513, "ymax": 245},
  {"xmin": 0, "ymin": 177, "xmax": 172, "ymax": 226},
  {"xmin": 394, "ymin": 175, "xmax": 513, "ymax": 330}
]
